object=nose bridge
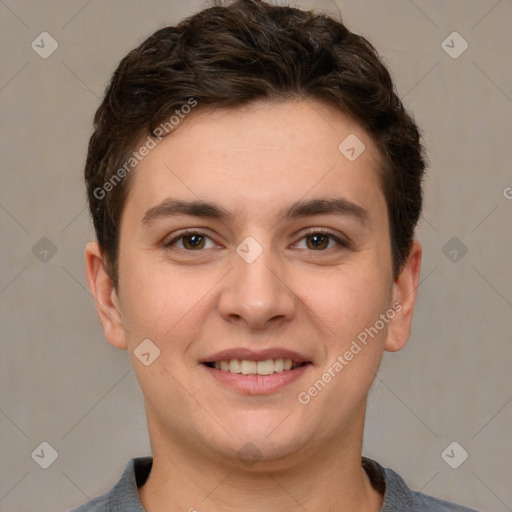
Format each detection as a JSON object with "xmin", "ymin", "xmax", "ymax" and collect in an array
[{"xmin": 218, "ymin": 235, "xmax": 295, "ymax": 328}]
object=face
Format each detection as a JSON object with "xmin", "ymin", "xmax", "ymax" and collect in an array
[{"xmin": 87, "ymin": 99, "xmax": 421, "ymax": 469}]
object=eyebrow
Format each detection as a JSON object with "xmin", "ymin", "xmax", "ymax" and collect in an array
[{"xmin": 142, "ymin": 197, "xmax": 370, "ymax": 226}]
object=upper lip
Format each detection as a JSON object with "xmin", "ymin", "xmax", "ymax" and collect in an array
[{"xmin": 200, "ymin": 348, "xmax": 311, "ymax": 363}]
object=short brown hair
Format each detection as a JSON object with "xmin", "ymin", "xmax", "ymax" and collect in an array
[{"xmin": 85, "ymin": 0, "xmax": 426, "ymax": 287}]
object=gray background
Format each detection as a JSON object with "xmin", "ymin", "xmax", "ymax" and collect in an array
[{"xmin": 0, "ymin": 0, "xmax": 511, "ymax": 510}]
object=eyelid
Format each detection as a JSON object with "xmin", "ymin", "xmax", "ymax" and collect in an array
[
  {"xmin": 164, "ymin": 228, "xmax": 217, "ymax": 248},
  {"xmin": 296, "ymin": 227, "xmax": 351, "ymax": 248}
]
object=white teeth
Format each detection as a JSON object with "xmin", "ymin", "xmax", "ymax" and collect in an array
[
  {"xmin": 256, "ymin": 359, "xmax": 274, "ymax": 376},
  {"xmin": 241, "ymin": 360, "xmax": 257, "ymax": 375},
  {"xmin": 212, "ymin": 358, "xmax": 301, "ymax": 375},
  {"xmin": 229, "ymin": 359, "xmax": 241, "ymax": 373}
]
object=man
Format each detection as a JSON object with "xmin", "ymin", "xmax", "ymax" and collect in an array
[{"xmin": 74, "ymin": 0, "xmax": 479, "ymax": 510}]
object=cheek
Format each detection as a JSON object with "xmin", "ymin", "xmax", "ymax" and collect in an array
[
  {"xmin": 295, "ymin": 266, "xmax": 391, "ymax": 424},
  {"xmin": 299, "ymin": 262, "xmax": 392, "ymax": 342},
  {"xmin": 118, "ymin": 256, "xmax": 220, "ymax": 349}
]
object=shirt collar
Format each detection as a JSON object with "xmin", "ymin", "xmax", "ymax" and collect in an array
[{"xmin": 106, "ymin": 456, "xmax": 415, "ymax": 511}]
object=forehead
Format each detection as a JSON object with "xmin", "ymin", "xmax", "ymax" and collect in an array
[{"xmin": 123, "ymin": 99, "xmax": 386, "ymax": 228}]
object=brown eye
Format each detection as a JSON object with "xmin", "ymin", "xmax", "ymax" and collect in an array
[
  {"xmin": 306, "ymin": 233, "xmax": 330, "ymax": 250},
  {"xmin": 295, "ymin": 230, "xmax": 350, "ymax": 251},
  {"xmin": 165, "ymin": 231, "xmax": 215, "ymax": 251},
  {"xmin": 182, "ymin": 234, "xmax": 206, "ymax": 250}
]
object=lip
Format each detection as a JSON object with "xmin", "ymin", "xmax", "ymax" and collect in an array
[
  {"xmin": 199, "ymin": 347, "xmax": 310, "ymax": 364},
  {"xmin": 200, "ymin": 362, "xmax": 312, "ymax": 395}
]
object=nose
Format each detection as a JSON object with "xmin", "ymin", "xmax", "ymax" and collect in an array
[{"xmin": 217, "ymin": 240, "xmax": 296, "ymax": 330}]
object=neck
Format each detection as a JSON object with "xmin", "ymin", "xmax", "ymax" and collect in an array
[{"xmin": 139, "ymin": 409, "xmax": 383, "ymax": 512}]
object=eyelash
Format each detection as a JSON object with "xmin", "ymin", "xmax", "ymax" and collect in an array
[{"xmin": 164, "ymin": 228, "xmax": 351, "ymax": 251}]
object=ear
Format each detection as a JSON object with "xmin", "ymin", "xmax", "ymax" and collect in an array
[
  {"xmin": 385, "ymin": 239, "xmax": 422, "ymax": 353},
  {"xmin": 85, "ymin": 241, "xmax": 128, "ymax": 350}
]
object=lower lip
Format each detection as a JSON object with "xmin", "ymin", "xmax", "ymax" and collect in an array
[{"xmin": 201, "ymin": 364, "xmax": 312, "ymax": 395}]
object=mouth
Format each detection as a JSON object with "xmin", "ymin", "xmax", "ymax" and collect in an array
[
  {"xmin": 199, "ymin": 348, "xmax": 312, "ymax": 395},
  {"xmin": 203, "ymin": 358, "xmax": 311, "ymax": 376}
]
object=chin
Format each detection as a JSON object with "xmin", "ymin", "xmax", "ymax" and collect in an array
[{"xmin": 206, "ymin": 415, "xmax": 312, "ymax": 469}]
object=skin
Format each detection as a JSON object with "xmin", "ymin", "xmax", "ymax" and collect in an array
[{"xmin": 86, "ymin": 99, "xmax": 422, "ymax": 511}]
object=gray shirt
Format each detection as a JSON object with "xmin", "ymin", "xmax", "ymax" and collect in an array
[{"xmin": 71, "ymin": 457, "xmax": 479, "ymax": 511}]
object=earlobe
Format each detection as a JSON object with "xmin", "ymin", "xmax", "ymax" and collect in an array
[
  {"xmin": 385, "ymin": 239, "xmax": 422, "ymax": 353},
  {"xmin": 84, "ymin": 241, "xmax": 128, "ymax": 350}
]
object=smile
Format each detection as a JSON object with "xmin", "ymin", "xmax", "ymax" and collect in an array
[
  {"xmin": 204, "ymin": 358, "xmax": 308, "ymax": 376},
  {"xmin": 200, "ymin": 348, "xmax": 312, "ymax": 394}
]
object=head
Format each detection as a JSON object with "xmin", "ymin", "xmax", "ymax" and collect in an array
[{"xmin": 85, "ymin": 0, "xmax": 424, "ymax": 468}]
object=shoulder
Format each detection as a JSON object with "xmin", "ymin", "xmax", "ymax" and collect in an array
[
  {"xmin": 363, "ymin": 457, "xmax": 481, "ymax": 512},
  {"xmin": 70, "ymin": 494, "xmax": 109, "ymax": 512},
  {"xmin": 410, "ymin": 490, "xmax": 481, "ymax": 511},
  {"xmin": 69, "ymin": 457, "xmax": 152, "ymax": 512}
]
